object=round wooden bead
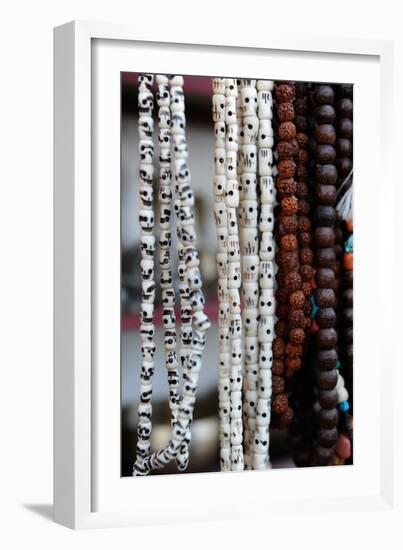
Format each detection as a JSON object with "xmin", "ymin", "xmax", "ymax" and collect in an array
[
  {"xmin": 314, "ymin": 206, "xmax": 337, "ymax": 227},
  {"xmin": 315, "ymin": 144, "xmax": 336, "ymax": 164},
  {"xmin": 314, "ymin": 228, "xmax": 336, "ymax": 248},
  {"xmin": 314, "ymin": 104, "xmax": 336, "ymax": 124},
  {"xmin": 317, "ymin": 348, "xmax": 338, "ymax": 370},
  {"xmin": 318, "ymin": 389, "xmax": 338, "ymax": 409},
  {"xmin": 319, "ymin": 407, "xmax": 339, "ymax": 428},
  {"xmin": 318, "ymin": 427, "xmax": 338, "ymax": 447},
  {"xmin": 336, "ymin": 138, "xmax": 352, "ymax": 158},
  {"xmin": 342, "ymin": 307, "xmax": 353, "ymax": 326},
  {"xmin": 315, "ymin": 288, "xmax": 336, "ymax": 307},
  {"xmin": 344, "ymin": 269, "xmax": 353, "ymax": 288},
  {"xmin": 337, "ymin": 97, "xmax": 353, "ymax": 117},
  {"xmin": 316, "ymin": 184, "xmax": 337, "ymax": 206},
  {"xmin": 315, "ymin": 247, "xmax": 336, "ymax": 268},
  {"xmin": 317, "ymin": 369, "xmax": 338, "ymax": 390},
  {"xmin": 316, "ymin": 164, "xmax": 338, "ymax": 185},
  {"xmin": 337, "ymin": 118, "xmax": 353, "ymax": 139},
  {"xmin": 316, "ymin": 307, "xmax": 336, "ymax": 328},
  {"xmin": 314, "ymin": 445, "xmax": 334, "ymax": 465},
  {"xmin": 314, "ymin": 85, "xmax": 335, "ymax": 105},
  {"xmin": 343, "ymin": 288, "xmax": 353, "ymax": 307},
  {"xmin": 316, "ymin": 328, "xmax": 337, "ymax": 350},
  {"xmin": 315, "ymin": 124, "xmax": 336, "ymax": 145},
  {"xmin": 336, "ymin": 157, "xmax": 353, "ymax": 178}
]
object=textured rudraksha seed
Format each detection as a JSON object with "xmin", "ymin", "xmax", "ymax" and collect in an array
[
  {"xmin": 298, "ymin": 148, "xmax": 309, "ymax": 163},
  {"xmin": 289, "ymin": 328, "xmax": 305, "ymax": 345},
  {"xmin": 278, "ymin": 121, "xmax": 297, "ymax": 141},
  {"xmin": 298, "ymin": 199, "xmax": 310, "ymax": 216},
  {"xmin": 277, "ymin": 101, "xmax": 295, "ymax": 121},
  {"xmin": 273, "ymin": 407, "xmax": 294, "ymax": 429},
  {"xmin": 281, "ymin": 234, "xmax": 298, "ymax": 251},
  {"xmin": 284, "ymin": 271, "xmax": 302, "ymax": 291},
  {"xmin": 272, "ymin": 359, "xmax": 285, "ymax": 376},
  {"xmin": 288, "ymin": 308, "xmax": 306, "ymax": 328},
  {"xmin": 298, "ymin": 216, "xmax": 311, "ymax": 232},
  {"xmin": 273, "ymin": 337, "xmax": 286, "ymax": 358},
  {"xmin": 296, "ymin": 131, "xmax": 309, "ymax": 148},
  {"xmin": 285, "ymin": 343, "xmax": 303, "ymax": 358},
  {"xmin": 296, "ymin": 180, "xmax": 309, "ymax": 198},
  {"xmin": 272, "ymin": 393, "xmax": 289, "ymax": 414},
  {"xmin": 294, "ymin": 96, "xmax": 308, "ymax": 115},
  {"xmin": 275, "ymin": 83, "xmax": 296, "ymax": 103},
  {"xmin": 281, "ymin": 196, "xmax": 299, "ymax": 216},
  {"xmin": 278, "ymin": 159, "xmax": 296, "ymax": 178},
  {"xmin": 276, "ymin": 303, "xmax": 290, "ymax": 320},
  {"xmin": 301, "ymin": 282, "xmax": 312, "ymax": 298},
  {"xmin": 277, "ymin": 251, "xmax": 299, "ymax": 272},
  {"xmin": 272, "ymin": 375, "xmax": 285, "ymax": 395},
  {"xmin": 276, "ymin": 140, "xmax": 298, "ymax": 159},
  {"xmin": 300, "ymin": 247, "xmax": 313, "ymax": 265},
  {"xmin": 300, "ymin": 264, "xmax": 315, "ymax": 282},
  {"xmin": 299, "ymin": 231, "xmax": 312, "ymax": 248},
  {"xmin": 285, "ymin": 357, "xmax": 302, "ymax": 376},
  {"xmin": 277, "ymin": 178, "xmax": 298, "ymax": 198},
  {"xmin": 276, "ymin": 287, "xmax": 290, "ymax": 305},
  {"xmin": 279, "ymin": 214, "xmax": 299, "ymax": 235},
  {"xmin": 275, "ymin": 319, "xmax": 289, "ymax": 338},
  {"xmin": 289, "ymin": 290, "xmax": 305, "ymax": 309},
  {"xmin": 294, "ymin": 115, "xmax": 308, "ymax": 132}
]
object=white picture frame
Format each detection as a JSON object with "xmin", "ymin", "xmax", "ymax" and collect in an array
[{"xmin": 54, "ymin": 20, "xmax": 397, "ymax": 530}]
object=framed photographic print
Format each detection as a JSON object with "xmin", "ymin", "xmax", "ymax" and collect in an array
[{"xmin": 54, "ymin": 20, "xmax": 396, "ymax": 529}]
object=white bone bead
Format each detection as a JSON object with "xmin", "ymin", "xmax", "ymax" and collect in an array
[
  {"xmin": 243, "ymin": 116, "xmax": 259, "ymax": 141},
  {"xmin": 258, "ymin": 119, "xmax": 274, "ymax": 147},
  {"xmin": 227, "ymin": 234, "xmax": 240, "ymax": 263},
  {"xmin": 240, "ymin": 144, "xmax": 257, "ymax": 172},
  {"xmin": 231, "ymin": 445, "xmax": 244, "ymax": 470},
  {"xmin": 258, "ymin": 315, "xmax": 274, "ymax": 343},
  {"xmin": 169, "ymin": 75, "xmax": 184, "ymax": 86},
  {"xmin": 259, "ymin": 260, "xmax": 274, "ymax": 289},
  {"xmin": 228, "ymin": 288, "xmax": 241, "ymax": 316},
  {"xmin": 220, "ymin": 448, "xmax": 231, "ymax": 471},
  {"xmin": 246, "ymin": 389, "xmax": 257, "ymax": 417},
  {"xmin": 158, "ymin": 106, "xmax": 171, "ymax": 129},
  {"xmin": 239, "ymin": 200, "xmax": 258, "ymax": 228},
  {"xmin": 187, "ymin": 267, "xmax": 202, "ymax": 290},
  {"xmin": 230, "ymin": 339, "xmax": 243, "ymax": 366},
  {"xmin": 215, "ymin": 148, "xmax": 226, "ymax": 175},
  {"xmin": 260, "ymin": 176, "xmax": 275, "ymax": 204},
  {"xmin": 241, "ymin": 281, "xmax": 259, "ymax": 309},
  {"xmin": 245, "ymin": 336, "xmax": 259, "ymax": 363},
  {"xmin": 228, "ymin": 262, "xmax": 241, "ymax": 289},
  {"xmin": 214, "ymin": 121, "xmax": 226, "ymax": 147},
  {"xmin": 230, "ymin": 419, "xmax": 243, "ymax": 445},
  {"xmin": 170, "ymin": 86, "xmax": 185, "ymax": 112},
  {"xmin": 225, "ymin": 96, "xmax": 237, "ymax": 125},
  {"xmin": 173, "ymin": 133, "xmax": 188, "ymax": 158},
  {"xmin": 218, "ymin": 302, "xmax": 230, "ymax": 327},
  {"xmin": 258, "ymin": 148, "xmax": 273, "ymax": 176},
  {"xmin": 230, "ymin": 399, "xmax": 242, "ymax": 420},
  {"xmin": 140, "ymin": 258, "xmax": 154, "ymax": 280},
  {"xmin": 229, "ymin": 313, "xmax": 242, "ymax": 339},
  {"xmin": 257, "ymin": 80, "xmax": 274, "ymax": 92},
  {"xmin": 240, "ymin": 227, "xmax": 259, "ymax": 256},
  {"xmin": 212, "ymin": 94, "xmax": 226, "ymax": 122},
  {"xmin": 246, "ymin": 372, "xmax": 258, "ymax": 391},
  {"xmin": 258, "ymin": 288, "xmax": 275, "ymax": 315},
  {"xmin": 253, "ymin": 453, "xmax": 269, "ymax": 470},
  {"xmin": 226, "ymin": 123, "xmax": 238, "ymax": 151},
  {"xmin": 139, "ymin": 140, "xmax": 154, "ymax": 164},
  {"xmin": 257, "ymin": 90, "xmax": 273, "ymax": 119},
  {"xmin": 225, "ymin": 78, "xmax": 238, "ymax": 97},
  {"xmin": 219, "ymin": 377, "xmax": 230, "ymax": 395},
  {"xmin": 214, "ymin": 175, "xmax": 226, "ymax": 199},
  {"xmin": 230, "ymin": 366, "xmax": 242, "ymax": 391},
  {"xmin": 216, "ymin": 252, "xmax": 228, "ymax": 279},
  {"xmin": 243, "ymin": 308, "xmax": 259, "ymax": 335},
  {"xmin": 213, "ymin": 78, "xmax": 226, "ymax": 94},
  {"xmin": 139, "ymin": 163, "xmax": 154, "ymax": 185},
  {"xmin": 240, "ymin": 173, "xmax": 258, "ymax": 200},
  {"xmin": 227, "ymin": 207, "xmax": 238, "ymax": 235},
  {"xmin": 240, "ymin": 87, "xmax": 258, "ymax": 116},
  {"xmin": 214, "ymin": 202, "xmax": 228, "ymax": 228},
  {"xmin": 218, "ymin": 278, "xmax": 229, "ymax": 303},
  {"xmin": 256, "ymin": 399, "xmax": 271, "ymax": 427},
  {"xmin": 242, "ymin": 255, "xmax": 259, "ymax": 283},
  {"xmin": 338, "ymin": 387, "xmax": 349, "ymax": 403},
  {"xmin": 225, "ymin": 178, "xmax": 239, "ymax": 206},
  {"xmin": 216, "ymin": 227, "xmax": 228, "ymax": 252},
  {"xmin": 259, "ymin": 204, "xmax": 274, "ymax": 233},
  {"xmin": 171, "ymin": 112, "xmax": 186, "ymax": 134}
]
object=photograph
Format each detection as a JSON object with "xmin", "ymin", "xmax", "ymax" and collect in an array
[{"xmin": 120, "ymin": 73, "xmax": 354, "ymax": 476}]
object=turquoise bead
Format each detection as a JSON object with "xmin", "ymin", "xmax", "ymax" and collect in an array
[{"xmin": 339, "ymin": 401, "xmax": 350, "ymax": 412}]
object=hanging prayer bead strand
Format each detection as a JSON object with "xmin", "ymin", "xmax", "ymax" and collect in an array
[
  {"xmin": 135, "ymin": 74, "xmax": 156, "ymax": 475},
  {"xmin": 311, "ymin": 84, "xmax": 339, "ymax": 466},
  {"xmin": 225, "ymin": 78, "xmax": 244, "ymax": 471},
  {"xmin": 212, "ymin": 77, "xmax": 232, "ymax": 471},
  {"xmin": 254, "ymin": 79, "xmax": 275, "ymax": 470},
  {"xmin": 156, "ymin": 75, "xmax": 180, "ymax": 426},
  {"xmin": 239, "ymin": 79, "xmax": 259, "ymax": 469}
]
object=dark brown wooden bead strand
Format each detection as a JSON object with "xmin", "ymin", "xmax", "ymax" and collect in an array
[{"xmin": 312, "ymin": 84, "xmax": 339, "ymax": 465}]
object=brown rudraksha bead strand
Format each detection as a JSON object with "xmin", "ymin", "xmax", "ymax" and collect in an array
[{"xmin": 311, "ymin": 84, "xmax": 340, "ymax": 466}]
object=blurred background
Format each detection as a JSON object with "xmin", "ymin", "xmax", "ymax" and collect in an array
[{"xmin": 121, "ymin": 73, "xmax": 292, "ymax": 476}]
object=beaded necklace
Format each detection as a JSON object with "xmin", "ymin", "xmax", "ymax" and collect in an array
[
  {"xmin": 311, "ymin": 84, "xmax": 340, "ymax": 466},
  {"xmin": 133, "ymin": 74, "xmax": 210, "ymax": 476}
]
